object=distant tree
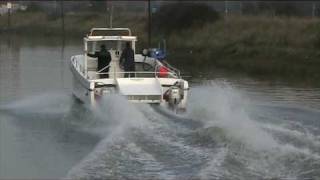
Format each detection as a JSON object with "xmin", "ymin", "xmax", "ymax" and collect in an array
[
  {"xmin": 243, "ymin": 1, "xmax": 302, "ymax": 17},
  {"xmin": 270, "ymin": 2, "xmax": 301, "ymax": 16},
  {"xmin": 152, "ymin": 2, "xmax": 220, "ymax": 34},
  {"xmin": 242, "ymin": 2, "xmax": 259, "ymax": 15},
  {"xmin": 257, "ymin": 2, "xmax": 276, "ymax": 16},
  {"xmin": 26, "ymin": 2, "xmax": 42, "ymax": 12},
  {"xmin": 88, "ymin": 0, "xmax": 107, "ymax": 12}
]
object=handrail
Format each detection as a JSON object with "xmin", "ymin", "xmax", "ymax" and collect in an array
[
  {"xmin": 154, "ymin": 63, "xmax": 179, "ymax": 78},
  {"xmin": 93, "ymin": 63, "xmax": 179, "ymax": 78},
  {"xmin": 162, "ymin": 61, "xmax": 181, "ymax": 77},
  {"xmin": 97, "ymin": 65, "xmax": 111, "ymax": 73},
  {"xmin": 96, "ymin": 71, "xmax": 156, "ymax": 75},
  {"xmin": 73, "ymin": 55, "xmax": 180, "ymax": 80},
  {"xmin": 90, "ymin": 70, "xmax": 177, "ymax": 79}
]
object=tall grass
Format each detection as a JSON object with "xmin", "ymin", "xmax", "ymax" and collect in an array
[
  {"xmin": 0, "ymin": 10, "xmax": 147, "ymax": 38},
  {"xmin": 165, "ymin": 15, "xmax": 320, "ymax": 81}
]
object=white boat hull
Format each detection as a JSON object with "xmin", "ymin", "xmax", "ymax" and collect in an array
[{"xmin": 70, "ymin": 58, "xmax": 189, "ymax": 111}]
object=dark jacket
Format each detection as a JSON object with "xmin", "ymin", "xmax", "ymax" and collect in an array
[
  {"xmin": 120, "ymin": 47, "xmax": 135, "ymax": 70},
  {"xmin": 88, "ymin": 49, "xmax": 111, "ymax": 72}
]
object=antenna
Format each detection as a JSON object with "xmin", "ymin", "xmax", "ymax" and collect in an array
[
  {"xmin": 148, "ymin": 0, "xmax": 151, "ymax": 47},
  {"xmin": 110, "ymin": 4, "xmax": 114, "ymax": 28}
]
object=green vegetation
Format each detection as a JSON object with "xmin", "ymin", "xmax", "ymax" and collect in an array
[
  {"xmin": 0, "ymin": 9, "xmax": 151, "ymax": 50},
  {"xmin": 0, "ymin": 10, "xmax": 145, "ymax": 36},
  {"xmin": 152, "ymin": 2, "xmax": 220, "ymax": 34},
  {"xmin": 1, "ymin": 7, "xmax": 320, "ymax": 83},
  {"xmin": 165, "ymin": 15, "xmax": 320, "ymax": 82}
]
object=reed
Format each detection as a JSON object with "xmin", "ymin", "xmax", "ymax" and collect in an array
[
  {"xmin": 166, "ymin": 15, "xmax": 320, "ymax": 82},
  {"xmin": 1, "ymin": 11, "xmax": 320, "ymax": 82}
]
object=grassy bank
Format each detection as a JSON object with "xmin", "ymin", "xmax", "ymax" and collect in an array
[
  {"xmin": 166, "ymin": 15, "xmax": 320, "ymax": 83},
  {"xmin": 0, "ymin": 10, "xmax": 147, "ymax": 40},
  {"xmin": 0, "ymin": 10, "xmax": 152, "ymax": 52},
  {"xmin": 2, "ymin": 11, "xmax": 320, "ymax": 83}
]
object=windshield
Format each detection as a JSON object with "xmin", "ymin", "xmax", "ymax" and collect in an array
[{"xmin": 87, "ymin": 40, "xmax": 126, "ymax": 52}]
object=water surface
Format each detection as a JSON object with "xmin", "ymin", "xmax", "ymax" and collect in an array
[{"xmin": 0, "ymin": 35, "xmax": 320, "ymax": 179}]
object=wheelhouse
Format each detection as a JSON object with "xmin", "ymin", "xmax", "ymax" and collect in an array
[{"xmin": 83, "ymin": 28, "xmax": 137, "ymax": 80}]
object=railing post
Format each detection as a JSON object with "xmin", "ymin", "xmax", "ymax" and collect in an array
[
  {"xmin": 114, "ymin": 63, "xmax": 116, "ymax": 80},
  {"xmin": 84, "ymin": 39, "xmax": 88, "ymax": 77}
]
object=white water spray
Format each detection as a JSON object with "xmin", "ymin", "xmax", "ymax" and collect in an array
[
  {"xmin": 1, "ymin": 92, "xmax": 71, "ymax": 116},
  {"xmin": 188, "ymin": 81, "xmax": 320, "ymax": 179},
  {"xmin": 188, "ymin": 81, "xmax": 279, "ymax": 152},
  {"xmin": 66, "ymin": 94, "xmax": 152, "ymax": 178}
]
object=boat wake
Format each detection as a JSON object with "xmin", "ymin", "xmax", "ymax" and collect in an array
[
  {"xmin": 187, "ymin": 82, "xmax": 320, "ymax": 179},
  {"xmin": 0, "ymin": 92, "xmax": 72, "ymax": 117},
  {"xmin": 1, "ymin": 83, "xmax": 318, "ymax": 179},
  {"xmin": 65, "ymin": 81, "xmax": 320, "ymax": 179}
]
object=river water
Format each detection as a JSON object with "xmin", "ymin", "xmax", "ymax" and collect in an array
[{"xmin": 0, "ymin": 35, "xmax": 320, "ymax": 179}]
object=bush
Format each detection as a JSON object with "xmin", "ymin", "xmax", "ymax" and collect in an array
[
  {"xmin": 243, "ymin": 2, "xmax": 302, "ymax": 16},
  {"xmin": 26, "ymin": 2, "xmax": 42, "ymax": 12},
  {"xmin": 151, "ymin": 2, "xmax": 220, "ymax": 34}
]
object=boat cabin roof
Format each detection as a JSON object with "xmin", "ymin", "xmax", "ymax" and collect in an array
[
  {"xmin": 84, "ymin": 36, "xmax": 137, "ymax": 42},
  {"xmin": 84, "ymin": 27, "xmax": 137, "ymax": 42}
]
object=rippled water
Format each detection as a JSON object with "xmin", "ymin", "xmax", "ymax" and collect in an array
[{"xmin": 1, "ymin": 35, "xmax": 320, "ymax": 179}]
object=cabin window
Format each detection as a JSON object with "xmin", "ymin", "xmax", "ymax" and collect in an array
[
  {"xmin": 87, "ymin": 41, "xmax": 115, "ymax": 52},
  {"xmin": 87, "ymin": 41, "xmax": 128, "ymax": 52}
]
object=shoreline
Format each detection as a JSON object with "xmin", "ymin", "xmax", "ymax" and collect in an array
[{"xmin": 1, "ymin": 12, "xmax": 320, "ymax": 85}]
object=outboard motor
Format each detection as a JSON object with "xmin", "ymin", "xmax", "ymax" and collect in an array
[
  {"xmin": 167, "ymin": 86, "xmax": 181, "ymax": 106},
  {"xmin": 163, "ymin": 80, "xmax": 185, "ymax": 110}
]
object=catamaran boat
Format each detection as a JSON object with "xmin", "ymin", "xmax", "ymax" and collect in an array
[{"xmin": 70, "ymin": 28, "xmax": 189, "ymax": 112}]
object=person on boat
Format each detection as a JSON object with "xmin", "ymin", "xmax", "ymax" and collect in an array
[
  {"xmin": 120, "ymin": 42, "xmax": 135, "ymax": 78},
  {"xmin": 87, "ymin": 44, "xmax": 111, "ymax": 78}
]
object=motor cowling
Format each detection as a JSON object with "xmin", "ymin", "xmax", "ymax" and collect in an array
[
  {"xmin": 168, "ymin": 86, "xmax": 181, "ymax": 105},
  {"xmin": 163, "ymin": 81, "xmax": 185, "ymax": 107}
]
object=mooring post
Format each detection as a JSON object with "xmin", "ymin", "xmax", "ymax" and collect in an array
[
  {"xmin": 312, "ymin": 3, "xmax": 316, "ymax": 18},
  {"xmin": 225, "ymin": 1, "xmax": 229, "ymax": 16},
  {"xmin": 7, "ymin": 1, "xmax": 11, "ymax": 30},
  {"xmin": 60, "ymin": 1, "xmax": 65, "ymax": 35}
]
